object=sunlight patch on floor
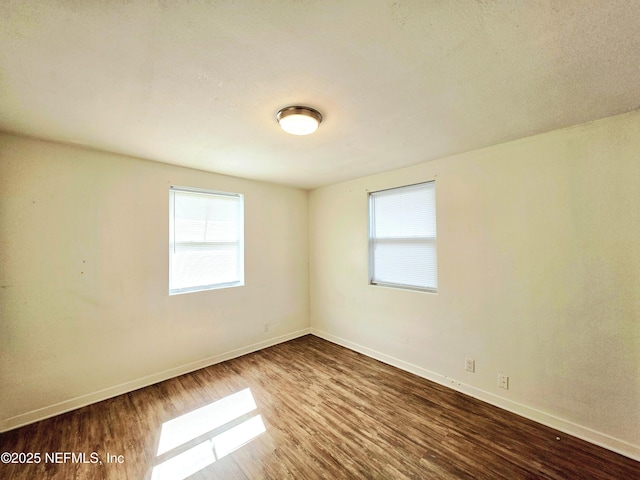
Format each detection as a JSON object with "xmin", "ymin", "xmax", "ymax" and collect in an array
[{"xmin": 151, "ymin": 388, "xmax": 266, "ymax": 480}]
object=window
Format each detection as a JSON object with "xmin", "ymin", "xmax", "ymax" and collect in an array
[
  {"xmin": 169, "ymin": 186, "xmax": 244, "ymax": 295},
  {"xmin": 369, "ymin": 181, "xmax": 437, "ymax": 292}
]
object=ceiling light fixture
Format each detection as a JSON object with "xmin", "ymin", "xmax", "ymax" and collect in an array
[{"xmin": 276, "ymin": 106, "xmax": 323, "ymax": 135}]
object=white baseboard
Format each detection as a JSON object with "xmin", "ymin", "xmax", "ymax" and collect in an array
[
  {"xmin": 1, "ymin": 328, "xmax": 311, "ymax": 433},
  {"xmin": 4, "ymin": 327, "xmax": 638, "ymax": 462},
  {"xmin": 310, "ymin": 328, "xmax": 640, "ymax": 462}
]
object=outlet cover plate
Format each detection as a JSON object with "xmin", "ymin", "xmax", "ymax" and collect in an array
[{"xmin": 465, "ymin": 358, "xmax": 475, "ymax": 373}]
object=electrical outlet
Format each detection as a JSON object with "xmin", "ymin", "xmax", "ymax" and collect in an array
[
  {"xmin": 465, "ymin": 358, "xmax": 475, "ymax": 373},
  {"xmin": 498, "ymin": 373, "xmax": 509, "ymax": 390},
  {"xmin": 263, "ymin": 323, "xmax": 270, "ymax": 333}
]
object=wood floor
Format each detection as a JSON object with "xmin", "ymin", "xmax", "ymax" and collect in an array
[{"xmin": 1, "ymin": 335, "xmax": 638, "ymax": 479}]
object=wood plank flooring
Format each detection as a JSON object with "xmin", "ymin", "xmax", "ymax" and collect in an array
[{"xmin": 1, "ymin": 335, "xmax": 638, "ymax": 479}]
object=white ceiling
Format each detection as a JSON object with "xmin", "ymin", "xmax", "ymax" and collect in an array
[{"xmin": 1, "ymin": 1, "xmax": 640, "ymax": 189}]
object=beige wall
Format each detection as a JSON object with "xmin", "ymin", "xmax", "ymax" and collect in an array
[
  {"xmin": 0, "ymin": 133, "xmax": 309, "ymax": 429},
  {"xmin": 309, "ymin": 110, "xmax": 640, "ymax": 459},
  {"xmin": 2, "ymin": 110, "xmax": 639, "ymax": 459}
]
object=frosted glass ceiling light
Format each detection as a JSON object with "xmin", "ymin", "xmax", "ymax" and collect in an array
[{"xmin": 276, "ymin": 106, "xmax": 322, "ymax": 135}]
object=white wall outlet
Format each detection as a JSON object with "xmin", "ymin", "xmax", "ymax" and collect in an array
[
  {"xmin": 465, "ymin": 358, "xmax": 475, "ymax": 373},
  {"xmin": 498, "ymin": 373, "xmax": 509, "ymax": 390},
  {"xmin": 263, "ymin": 323, "xmax": 270, "ymax": 333}
]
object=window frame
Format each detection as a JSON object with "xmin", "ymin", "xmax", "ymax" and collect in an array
[
  {"xmin": 169, "ymin": 185, "xmax": 244, "ymax": 295},
  {"xmin": 368, "ymin": 180, "xmax": 437, "ymax": 293}
]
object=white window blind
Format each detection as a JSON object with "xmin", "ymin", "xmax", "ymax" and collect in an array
[
  {"xmin": 369, "ymin": 181, "xmax": 437, "ymax": 292},
  {"xmin": 169, "ymin": 186, "xmax": 244, "ymax": 295}
]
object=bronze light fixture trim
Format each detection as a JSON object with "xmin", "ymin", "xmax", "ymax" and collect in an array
[{"xmin": 276, "ymin": 106, "xmax": 323, "ymax": 135}]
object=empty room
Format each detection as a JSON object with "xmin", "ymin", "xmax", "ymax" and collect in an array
[{"xmin": 1, "ymin": 1, "xmax": 639, "ymax": 479}]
